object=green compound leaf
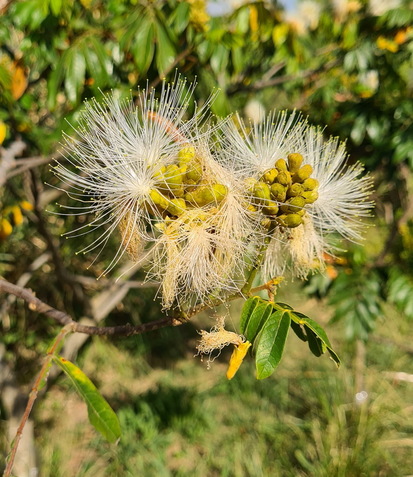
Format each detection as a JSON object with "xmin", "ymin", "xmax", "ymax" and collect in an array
[
  {"xmin": 240, "ymin": 297, "xmax": 273, "ymax": 342},
  {"xmin": 239, "ymin": 296, "xmax": 261, "ymax": 334},
  {"xmin": 290, "ymin": 320, "xmax": 307, "ymax": 342},
  {"xmin": 245, "ymin": 302, "xmax": 273, "ymax": 343},
  {"xmin": 289, "ymin": 312, "xmax": 340, "ymax": 367},
  {"xmin": 255, "ymin": 310, "xmax": 291, "ymax": 379},
  {"xmin": 53, "ymin": 356, "xmax": 121, "ymax": 443}
]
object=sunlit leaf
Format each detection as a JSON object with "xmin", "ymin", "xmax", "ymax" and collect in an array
[
  {"xmin": 0, "ymin": 122, "xmax": 6, "ymax": 144},
  {"xmin": 133, "ymin": 17, "xmax": 155, "ymax": 74},
  {"xmin": 244, "ymin": 301, "xmax": 274, "ymax": 343},
  {"xmin": 239, "ymin": 296, "xmax": 261, "ymax": 334},
  {"xmin": 255, "ymin": 310, "xmax": 290, "ymax": 379},
  {"xmin": 11, "ymin": 64, "xmax": 27, "ymax": 100},
  {"xmin": 170, "ymin": 1, "xmax": 190, "ymax": 34},
  {"xmin": 155, "ymin": 20, "xmax": 176, "ymax": 75},
  {"xmin": 50, "ymin": 0, "xmax": 62, "ymax": 16},
  {"xmin": 226, "ymin": 341, "xmax": 251, "ymax": 380},
  {"xmin": 64, "ymin": 48, "xmax": 86, "ymax": 103},
  {"xmin": 53, "ymin": 356, "xmax": 121, "ymax": 443}
]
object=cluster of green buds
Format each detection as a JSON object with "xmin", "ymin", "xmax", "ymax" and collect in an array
[
  {"xmin": 148, "ymin": 146, "xmax": 228, "ymax": 220},
  {"xmin": 247, "ymin": 153, "xmax": 319, "ymax": 228}
]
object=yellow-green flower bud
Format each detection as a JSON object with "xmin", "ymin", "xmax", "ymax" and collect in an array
[
  {"xmin": 185, "ymin": 184, "xmax": 228, "ymax": 207},
  {"xmin": 270, "ymin": 183, "xmax": 287, "ymax": 202},
  {"xmin": 211, "ymin": 184, "xmax": 228, "ymax": 203},
  {"xmin": 178, "ymin": 147, "xmax": 201, "ymax": 183},
  {"xmin": 253, "ymin": 182, "xmax": 271, "ymax": 204},
  {"xmin": 263, "ymin": 201, "xmax": 279, "ymax": 215},
  {"xmin": 154, "ymin": 221, "xmax": 167, "ymax": 232},
  {"xmin": 283, "ymin": 213, "xmax": 303, "ymax": 228},
  {"xmin": 276, "ymin": 170, "xmax": 292, "ymax": 186},
  {"xmin": 280, "ymin": 196, "xmax": 306, "ymax": 213},
  {"xmin": 156, "ymin": 164, "xmax": 187, "ymax": 195},
  {"xmin": 261, "ymin": 217, "xmax": 272, "ymax": 228},
  {"xmin": 275, "ymin": 159, "xmax": 288, "ymax": 171},
  {"xmin": 287, "ymin": 183, "xmax": 304, "ymax": 198},
  {"xmin": 302, "ymin": 190, "xmax": 319, "ymax": 204},
  {"xmin": 152, "ymin": 165, "xmax": 167, "ymax": 180},
  {"xmin": 287, "ymin": 153, "xmax": 304, "ymax": 173},
  {"xmin": 302, "ymin": 178, "xmax": 319, "ymax": 191},
  {"xmin": 149, "ymin": 189, "xmax": 170, "ymax": 210},
  {"xmin": 178, "ymin": 146, "xmax": 195, "ymax": 163},
  {"xmin": 293, "ymin": 164, "xmax": 313, "ymax": 182},
  {"xmin": 262, "ymin": 168, "xmax": 278, "ymax": 184},
  {"xmin": 244, "ymin": 177, "xmax": 258, "ymax": 193},
  {"xmin": 172, "ymin": 187, "xmax": 185, "ymax": 198},
  {"xmin": 185, "ymin": 160, "xmax": 203, "ymax": 183},
  {"xmin": 166, "ymin": 164, "xmax": 185, "ymax": 187},
  {"xmin": 167, "ymin": 198, "xmax": 186, "ymax": 216}
]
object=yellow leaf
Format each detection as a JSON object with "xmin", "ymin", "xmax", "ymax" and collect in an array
[
  {"xmin": 80, "ymin": 0, "xmax": 93, "ymax": 8},
  {"xmin": 226, "ymin": 341, "xmax": 252, "ymax": 380},
  {"xmin": 0, "ymin": 122, "xmax": 6, "ymax": 145},
  {"xmin": 11, "ymin": 64, "xmax": 28, "ymax": 100},
  {"xmin": 11, "ymin": 206, "xmax": 23, "ymax": 226},
  {"xmin": 249, "ymin": 5, "xmax": 259, "ymax": 41},
  {"xmin": 272, "ymin": 24, "xmax": 289, "ymax": 47},
  {"xmin": 20, "ymin": 200, "xmax": 34, "ymax": 211},
  {"xmin": 0, "ymin": 218, "xmax": 13, "ymax": 239},
  {"xmin": 376, "ymin": 36, "xmax": 398, "ymax": 53}
]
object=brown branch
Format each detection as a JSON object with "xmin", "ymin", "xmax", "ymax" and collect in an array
[
  {"xmin": 0, "ymin": 140, "xmax": 26, "ymax": 188},
  {"xmin": 0, "ymin": 275, "xmax": 267, "ymax": 337},
  {"xmin": 6, "ymin": 155, "xmax": 56, "ymax": 180},
  {"xmin": 0, "ymin": 278, "xmax": 185, "ymax": 336}
]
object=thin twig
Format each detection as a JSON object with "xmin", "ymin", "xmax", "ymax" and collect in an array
[
  {"xmin": 3, "ymin": 324, "xmax": 73, "ymax": 477},
  {"xmin": 227, "ymin": 48, "xmax": 338, "ymax": 95},
  {"xmin": 0, "ymin": 277, "xmax": 271, "ymax": 337},
  {"xmin": 6, "ymin": 155, "xmax": 56, "ymax": 180}
]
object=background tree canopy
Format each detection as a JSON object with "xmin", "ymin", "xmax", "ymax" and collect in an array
[{"xmin": 1, "ymin": 0, "xmax": 413, "ymax": 475}]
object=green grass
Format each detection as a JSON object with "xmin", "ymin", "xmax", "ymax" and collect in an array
[{"xmin": 32, "ymin": 293, "xmax": 413, "ymax": 477}]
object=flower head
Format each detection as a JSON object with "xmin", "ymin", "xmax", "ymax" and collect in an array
[
  {"xmin": 146, "ymin": 134, "xmax": 260, "ymax": 308},
  {"xmin": 53, "ymin": 79, "xmax": 258, "ymax": 308},
  {"xmin": 53, "ymin": 79, "xmax": 200, "ymax": 271},
  {"xmin": 218, "ymin": 111, "xmax": 373, "ymax": 279}
]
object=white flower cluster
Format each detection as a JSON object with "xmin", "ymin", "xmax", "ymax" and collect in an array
[{"xmin": 53, "ymin": 78, "xmax": 372, "ymax": 309}]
